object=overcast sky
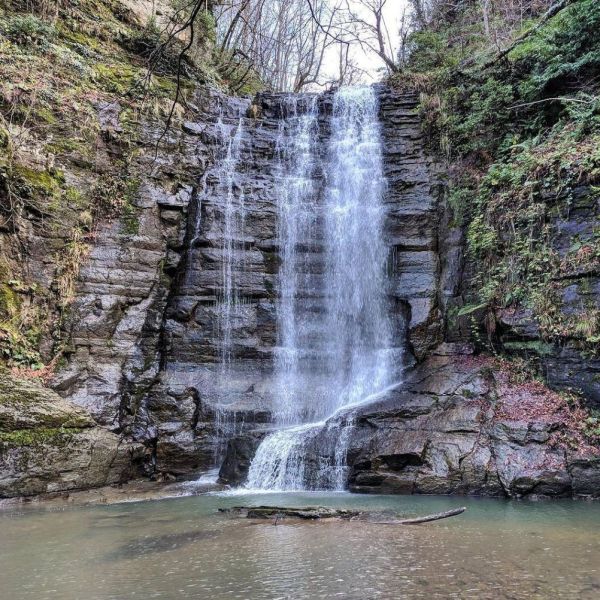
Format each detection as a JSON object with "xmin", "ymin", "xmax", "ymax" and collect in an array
[{"xmin": 321, "ymin": 0, "xmax": 407, "ymax": 84}]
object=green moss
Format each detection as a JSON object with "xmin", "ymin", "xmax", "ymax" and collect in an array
[
  {"xmin": 59, "ymin": 27, "xmax": 104, "ymax": 53},
  {"xmin": 13, "ymin": 164, "xmax": 63, "ymax": 200},
  {"xmin": 14, "ymin": 165, "xmax": 59, "ymax": 190},
  {"xmin": 119, "ymin": 177, "xmax": 141, "ymax": 235},
  {"xmin": 34, "ymin": 106, "xmax": 57, "ymax": 125},
  {"xmin": 94, "ymin": 62, "xmax": 140, "ymax": 95},
  {"xmin": 45, "ymin": 138, "xmax": 88, "ymax": 157},
  {"xmin": 503, "ymin": 341, "xmax": 555, "ymax": 356},
  {"xmin": 64, "ymin": 185, "xmax": 85, "ymax": 206},
  {"xmin": 0, "ymin": 427, "xmax": 84, "ymax": 447},
  {"xmin": 0, "ymin": 283, "xmax": 20, "ymax": 320},
  {"xmin": 121, "ymin": 204, "xmax": 140, "ymax": 235}
]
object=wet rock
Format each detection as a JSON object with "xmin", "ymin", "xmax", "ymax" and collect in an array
[
  {"xmin": 569, "ymin": 456, "xmax": 600, "ymax": 497},
  {"xmin": 221, "ymin": 350, "xmax": 600, "ymax": 498},
  {"xmin": 218, "ymin": 430, "xmax": 267, "ymax": 485},
  {"xmin": 344, "ymin": 354, "xmax": 600, "ymax": 498}
]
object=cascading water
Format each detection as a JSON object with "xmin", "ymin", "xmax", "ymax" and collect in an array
[
  {"xmin": 216, "ymin": 117, "xmax": 246, "ymax": 367},
  {"xmin": 209, "ymin": 116, "xmax": 248, "ymax": 462},
  {"xmin": 246, "ymin": 86, "xmax": 403, "ymax": 491},
  {"xmin": 273, "ymin": 95, "xmax": 320, "ymax": 426}
]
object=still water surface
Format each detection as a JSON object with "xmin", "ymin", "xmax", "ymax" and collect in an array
[{"xmin": 1, "ymin": 492, "xmax": 599, "ymax": 599}]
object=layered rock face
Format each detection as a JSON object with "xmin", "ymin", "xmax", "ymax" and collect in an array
[
  {"xmin": 346, "ymin": 347, "xmax": 599, "ymax": 498},
  {"xmin": 0, "ymin": 375, "xmax": 142, "ymax": 497},
  {"xmin": 493, "ymin": 185, "xmax": 600, "ymax": 409},
  {"xmin": 221, "ymin": 345, "xmax": 600, "ymax": 498},
  {"xmin": 53, "ymin": 90, "xmax": 260, "ymax": 476},
  {"xmin": 379, "ymin": 88, "xmax": 450, "ymax": 359},
  {"xmin": 4, "ymin": 81, "xmax": 594, "ymax": 498},
  {"xmin": 51, "ymin": 85, "xmax": 445, "ymax": 479}
]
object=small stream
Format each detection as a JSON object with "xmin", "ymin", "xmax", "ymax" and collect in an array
[{"xmin": 1, "ymin": 494, "xmax": 599, "ymax": 599}]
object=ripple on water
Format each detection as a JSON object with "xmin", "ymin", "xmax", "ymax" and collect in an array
[{"xmin": 0, "ymin": 494, "xmax": 599, "ymax": 599}]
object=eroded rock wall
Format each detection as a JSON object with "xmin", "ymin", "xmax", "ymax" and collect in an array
[
  {"xmin": 44, "ymin": 82, "xmax": 598, "ymax": 494},
  {"xmin": 52, "ymin": 86, "xmax": 446, "ymax": 478}
]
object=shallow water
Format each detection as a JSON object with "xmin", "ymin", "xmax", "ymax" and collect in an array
[{"xmin": 1, "ymin": 492, "xmax": 599, "ymax": 599}]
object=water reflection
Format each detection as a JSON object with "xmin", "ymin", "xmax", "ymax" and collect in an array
[{"xmin": 1, "ymin": 493, "xmax": 599, "ymax": 599}]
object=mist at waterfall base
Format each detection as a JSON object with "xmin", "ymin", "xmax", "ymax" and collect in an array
[{"xmin": 240, "ymin": 86, "xmax": 404, "ymax": 492}]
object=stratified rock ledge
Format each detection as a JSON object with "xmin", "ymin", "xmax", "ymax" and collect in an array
[{"xmin": 221, "ymin": 346, "xmax": 600, "ymax": 499}]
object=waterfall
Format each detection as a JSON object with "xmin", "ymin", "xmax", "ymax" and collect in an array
[
  {"xmin": 216, "ymin": 117, "xmax": 246, "ymax": 367},
  {"xmin": 273, "ymin": 95, "xmax": 320, "ymax": 426},
  {"xmin": 246, "ymin": 86, "xmax": 402, "ymax": 491},
  {"xmin": 206, "ymin": 116, "xmax": 247, "ymax": 462}
]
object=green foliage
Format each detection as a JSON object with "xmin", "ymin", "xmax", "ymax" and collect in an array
[
  {"xmin": 513, "ymin": 0, "xmax": 600, "ymax": 99},
  {"xmin": 0, "ymin": 275, "xmax": 44, "ymax": 369},
  {"xmin": 2, "ymin": 14, "xmax": 55, "ymax": 46},
  {"xmin": 404, "ymin": 0, "xmax": 600, "ymax": 355},
  {"xmin": 406, "ymin": 30, "xmax": 460, "ymax": 72},
  {"xmin": 447, "ymin": 77, "xmax": 516, "ymax": 156},
  {"xmin": 583, "ymin": 411, "xmax": 600, "ymax": 442}
]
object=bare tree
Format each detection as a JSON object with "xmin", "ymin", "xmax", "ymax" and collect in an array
[
  {"xmin": 213, "ymin": 0, "xmax": 346, "ymax": 91},
  {"xmin": 340, "ymin": 0, "xmax": 399, "ymax": 73},
  {"xmin": 306, "ymin": 0, "xmax": 400, "ymax": 76}
]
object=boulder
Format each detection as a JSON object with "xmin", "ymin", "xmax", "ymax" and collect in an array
[{"xmin": 0, "ymin": 375, "xmax": 143, "ymax": 498}]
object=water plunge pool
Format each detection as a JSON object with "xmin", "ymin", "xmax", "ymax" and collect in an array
[{"xmin": 1, "ymin": 492, "xmax": 599, "ymax": 599}]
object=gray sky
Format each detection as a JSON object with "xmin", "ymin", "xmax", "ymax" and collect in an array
[{"xmin": 321, "ymin": 0, "xmax": 407, "ymax": 84}]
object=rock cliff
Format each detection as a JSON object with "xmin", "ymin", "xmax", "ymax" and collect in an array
[{"xmin": 1, "ymin": 82, "xmax": 598, "ymax": 498}]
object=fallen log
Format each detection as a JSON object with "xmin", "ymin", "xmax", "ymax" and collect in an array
[
  {"xmin": 219, "ymin": 505, "xmax": 467, "ymax": 524},
  {"xmin": 373, "ymin": 506, "xmax": 466, "ymax": 525},
  {"xmin": 219, "ymin": 506, "xmax": 362, "ymax": 520}
]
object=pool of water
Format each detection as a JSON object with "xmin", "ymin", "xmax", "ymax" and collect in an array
[{"xmin": 1, "ymin": 492, "xmax": 599, "ymax": 599}]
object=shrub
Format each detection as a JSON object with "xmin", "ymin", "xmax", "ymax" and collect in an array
[{"xmin": 2, "ymin": 14, "xmax": 56, "ymax": 47}]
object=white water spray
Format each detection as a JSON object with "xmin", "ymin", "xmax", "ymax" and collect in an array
[
  {"xmin": 247, "ymin": 86, "xmax": 403, "ymax": 491},
  {"xmin": 216, "ymin": 118, "xmax": 246, "ymax": 367}
]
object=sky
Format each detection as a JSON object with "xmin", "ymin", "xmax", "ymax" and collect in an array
[{"xmin": 321, "ymin": 0, "xmax": 408, "ymax": 84}]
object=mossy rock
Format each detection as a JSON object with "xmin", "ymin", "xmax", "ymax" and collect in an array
[
  {"xmin": 0, "ymin": 427, "xmax": 84, "ymax": 447},
  {"xmin": 0, "ymin": 374, "xmax": 144, "ymax": 498},
  {"xmin": 0, "ymin": 374, "xmax": 95, "ymax": 431}
]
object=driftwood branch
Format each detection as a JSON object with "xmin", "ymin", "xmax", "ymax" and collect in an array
[
  {"xmin": 373, "ymin": 507, "xmax": 466, "ymax": 525},
  {"xmin": 220, "ymin": 505, "xmax": 467, "ymax": 524}
]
